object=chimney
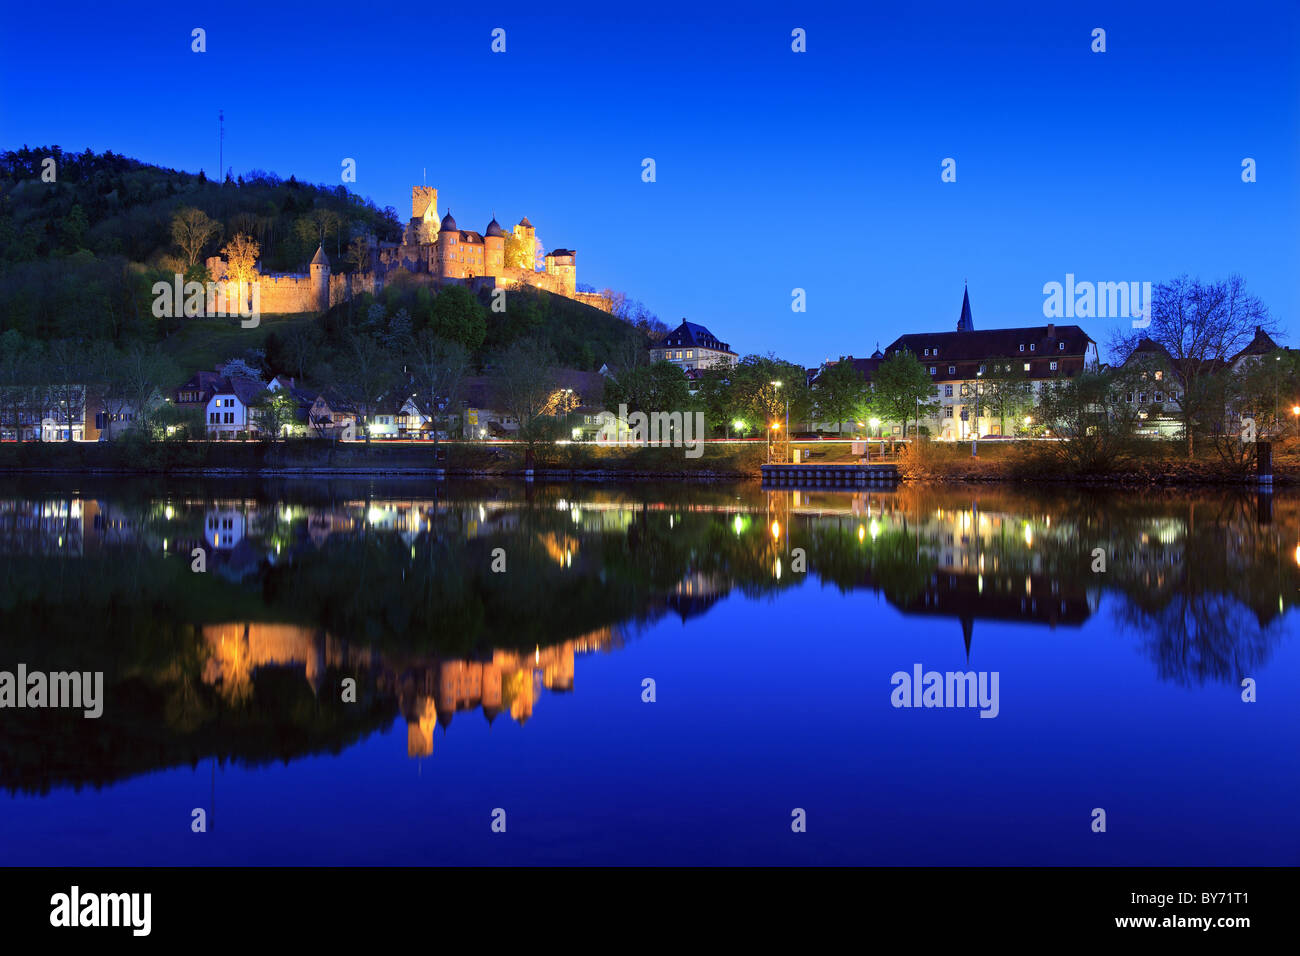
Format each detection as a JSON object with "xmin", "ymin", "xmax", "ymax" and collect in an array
[{"xmin": 1047, "ymin": 323, "xmax": 1056, "ymax": 339}]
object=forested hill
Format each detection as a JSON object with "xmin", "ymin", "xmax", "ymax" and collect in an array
[
  {"xmin": 0, "ymin": 147, "xmax": 658, "ymax": 376},
  {"xmin": 0, "ymin": 146, "xmax": 402, "ymax": 270}
]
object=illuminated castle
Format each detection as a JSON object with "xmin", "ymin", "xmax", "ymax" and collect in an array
[
  {"xmin": 381, "ymin": 185, "xmax": 592, "ymax": 303},
  {"xmin": 204, "ymin": 184, "xmax": 611, "ymax": 315}
]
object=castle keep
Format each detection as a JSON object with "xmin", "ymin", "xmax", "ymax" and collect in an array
[{"xmin": 205, "ymin": 185, "xmax": 610, "ymax": 315}]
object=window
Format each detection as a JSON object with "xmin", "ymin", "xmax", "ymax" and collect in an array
[
  {"xmin": 932, "ymin": 348, "xmax": 938, "ymax": 357},
  {"xmin": 1154, "ymin": 390, "xmax": 1164, "ymax": 402},
  {"xmin": 944, "ymin": 385, "xmax": 954, "ymax": 397},
  {"xmin": 1024, "ymin": 363, "xmax": 1030, "ymax": 371},
  {"xmin": 1049, "ymin": 361, "xmax": 1058, "ymax": 371},
  {"xmin": 924, "ymin": 348, "xmax": 930, "ymax": 356},
  {"xmin": 948, "ymin": 365, "xmax": 955, "ymax": 374},
  {"xmin": 1019, "ymin": 344, "xmax": 1025, "ymax": 352},
  {"xmin": 1030, "ymin": 344, "xmax": 1036, "ymax": 351},
  {"xmin": 979, "ymin": 365, "xmax": 986, "ymax": 374},
  {"xmin": 1059, "ymin": 342, "xmax": 1065, "ymax": 350},
  {"xmin": 1154, "ymin": 371, "xmax": 1163, "ymax": 381},
  {"xmin": 686, "ymin": 350, "xmax": 693, "ymax": 358},
  {"xmin": 1139, "ymin": 392, "xmax": 1147, "ymax": 404}
]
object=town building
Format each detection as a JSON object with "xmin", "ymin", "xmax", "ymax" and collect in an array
[
  {"xmin": 650, "ymin": 321, "xmax": 738, "ymax": 371},
  {"xmin": 819, "ymin": 287, "xmax": 1098, "ymax": 439}
]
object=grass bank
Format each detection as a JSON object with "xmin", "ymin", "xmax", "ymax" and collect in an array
[
  {"xmin": 897, "ymin": 438, "xmax": 1300, "ymax": 486},
  {"xmin": 0, "ymin": 437, "xmax": 770, "ymax": 478}
]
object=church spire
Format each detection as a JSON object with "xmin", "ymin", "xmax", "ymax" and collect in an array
[{"xmin": 957, "ymin": 283, "xmax": 974, "ymax": 332}]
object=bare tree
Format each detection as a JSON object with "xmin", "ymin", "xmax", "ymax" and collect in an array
[
  {"xmin": 491, "ymin": 336, "xmax": 558, "ymax": 436},
  {"xmin": 171, "ymin": 207, "xmax": 222, "ymax": 270},
  {"xmin": 1112, "ymin": 275, "xmax": 1271, "ymax": 457},
  {"xmin": 409, "ymin": 330, "xmax": 468, "ymax": 448}
]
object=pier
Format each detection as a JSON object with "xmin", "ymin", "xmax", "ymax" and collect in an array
[{"xmin": 760, "ymin": 463, "xmax": 900, "ymax": 488}]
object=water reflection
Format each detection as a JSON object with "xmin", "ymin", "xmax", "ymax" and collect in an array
[{"xmin": 0, "ymin": 479, "xmax": 1294, "ymax": 794}]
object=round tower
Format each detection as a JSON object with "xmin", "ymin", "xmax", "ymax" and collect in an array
[
  {"xmin": 437, "ymin": 211, "xmax": 459, "ymax": 279},
  {"xmin": 309, "ymin": 244, "xmax": 330, "ymax": 311},
  {"xmin": 484, "ymin": 216, "xmax": 506, "ymax": 277}
]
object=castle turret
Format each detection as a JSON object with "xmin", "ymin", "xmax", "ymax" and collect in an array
[
  {"xmin": 310, "ymin": 244, "xmax": 330, "ymax": 311},
  {"xmin": 484, "ymin": 217, "xmax": 506, "ymax": 277},
  {"xmin": 544, "ymin": 248, "xmax": 576, "ymax": 295},
  {"xmin": 437, "ymin": 211, "xmax": 461, "ymax": 279}
]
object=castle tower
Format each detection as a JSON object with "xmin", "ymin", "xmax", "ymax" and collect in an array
[
  {"xmin": 437, "ymin": 211, "xmax": 461, "ymax": 279},
  {"xmin": 544, "ymin": 248, "xmax": 576, "ymax": 295},
  {"xmin": 512, "ymin": 217, "xmax": 536, "ymax": 271},
  {"xmin": 406, "ymin": 186, "xmax": 439, "ymax": 246},
  {"xmin": 484, "ymin": 217, "xmax": 506, "ymax": 277},
  {"xmin": 310, "ymin": 244, "xmax": 330, "ymax": 311},
  {"xmin": 412, "ymin": 185, "xmax": 437, "ymax": 221}
]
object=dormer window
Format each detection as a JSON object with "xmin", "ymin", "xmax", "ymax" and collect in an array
[
  {"xmin": 929, "ymin": 367, "xmax": 936, "ymax": 375},
  {"xmin": 924, "ymin": 348, "xmax": 930, "ymax": 356},
  {"xmin": 948, "ymin": 366, "xmax": 955, "ymax": 375},
  {"xmin": 1029, "ymin": 344, "xmax": 1035, "ymax": 351},
  {"xmin": 1059, "ymin": 342, "xmax": 1065, "ymax": 350},
  {"xmin": 1019, "ymin": 344, "xmax": 1025, "ymax": 351}
]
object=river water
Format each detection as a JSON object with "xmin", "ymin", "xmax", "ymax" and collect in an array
[{"xmin": 0, "ymin": 478, "xmax": 1295, "ymax": 864}]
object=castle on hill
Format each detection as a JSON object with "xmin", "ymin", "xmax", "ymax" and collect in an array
[{"xmin": 205, "ymin": 184, "xmax": 612, "ymax": 315}]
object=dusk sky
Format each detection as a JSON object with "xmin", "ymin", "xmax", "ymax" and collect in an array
[{"xmin": 3, "ymin": 0, "xmax": 1296, "ymax": 366}]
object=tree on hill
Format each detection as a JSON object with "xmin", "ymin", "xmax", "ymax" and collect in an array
[
  {"xmin": 504, "ymin": 233, "xmax": 533, "ymax": 271},
  {"xmin": 221, "ymin": 233, "xmax": 259, "ymax": 306},
  {"xmin": 428, "ymin": 286, "xmax": 487, "ymax": 352},
  {"xmin": 171, "ymin": 207, "xmax": 222, "ymax": 271}
]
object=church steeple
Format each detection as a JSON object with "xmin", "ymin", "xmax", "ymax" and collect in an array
[{"xmin": 957, "ymin": 283, "xmax": 974, "ymax": 332}]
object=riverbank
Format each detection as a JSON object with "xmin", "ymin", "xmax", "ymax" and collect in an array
[
  {"xmin": 1, "ymin": 437, "xmax": 1294, "ymax": 486},
  {"xmin": 0, "ymin": 437, "xmax": 770, "ymax": 479}
]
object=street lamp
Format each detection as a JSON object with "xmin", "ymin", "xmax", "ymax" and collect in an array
[{"xmin": 770, "ymin": 380, "xmax": 788, "ymax": 463}]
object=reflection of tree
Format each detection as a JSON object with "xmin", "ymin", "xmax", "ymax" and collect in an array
[{"xmin": 1111, "ymin": 592, "xmax": 1282, "ymax": 687}]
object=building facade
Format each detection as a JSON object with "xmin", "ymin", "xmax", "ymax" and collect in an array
[{"xmin": 650, "ymin": 321, "xmax": 738, "ymax": 371}]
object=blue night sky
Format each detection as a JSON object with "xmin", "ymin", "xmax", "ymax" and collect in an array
[{"xmin": 2, "ymin": 0, "xmax": 1297, "ymax": 366}]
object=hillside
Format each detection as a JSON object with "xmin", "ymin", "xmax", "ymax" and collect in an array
[{"xmin": 0, "ymin": 147, "xmax": 653, "ymax": 380}]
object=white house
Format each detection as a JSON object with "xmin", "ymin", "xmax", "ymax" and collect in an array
[{"xmin": 206, "ymin": 377, "xmax": 268, "ymax": 439}]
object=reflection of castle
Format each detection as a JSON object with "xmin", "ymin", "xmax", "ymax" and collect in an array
[{"xmin": 198, "ymin": 622, "xmax": 615, "ymax": 759}]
